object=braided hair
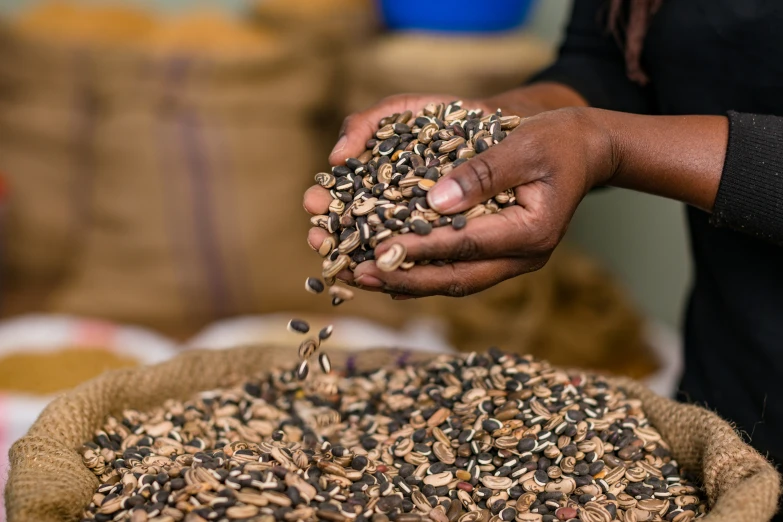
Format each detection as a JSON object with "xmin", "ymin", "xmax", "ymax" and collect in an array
[{"xmin": 608, "ymin": 0, "xmax": 663, "ymax": 85}]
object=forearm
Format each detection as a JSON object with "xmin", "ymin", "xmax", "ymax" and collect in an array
[
  {"xmin": 487, "ymin": 82, "xmax": 589, "ymax": 115},
  {"xmin": 593, "ymin": 110, "xmax": 728, "ymax": 212}
]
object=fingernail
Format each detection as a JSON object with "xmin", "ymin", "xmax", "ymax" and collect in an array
[
  {"xmin": 391, "ymin": 294, "xmax": 413, "ymax": 300},
  {"xmin": 428, "ymin": 179, "xmax": 463, "ymax": 212},
  {"xmin": 331, "ymin": 135, "xmax": 347, "ymax": 157},
  {"xmin": 306, "ymin": 237, "xmax": 316, "ymax": 251},
  {"xmin": 355, "ymin": 274, "xmax": 383, "ymax": 288}
]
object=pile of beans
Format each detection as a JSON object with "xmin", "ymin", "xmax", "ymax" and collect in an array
[
  {"xmin": 80, "ymin": 349, "xmax": 706, "ymax": 522},
  {"xmin": 313, "ymin": 101, "xmax": 522, "ymax": 280}
]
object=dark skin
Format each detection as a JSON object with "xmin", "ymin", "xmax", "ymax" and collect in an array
[{"xmin": 304, "ymin": 83, "xmax": 728, "ymax": 298}]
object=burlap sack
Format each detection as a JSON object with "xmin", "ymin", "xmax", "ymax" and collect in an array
[
  {"xmin": 342, "ymin": 33, "xmax": 555, "ymax": 113},
  {"xmin": 250, "ymin": 0, "xmax": 376, "ymax": 48},
  {"xmin": 0, "ymin": 19, "xmax": 416, "ymax": 338},
  {"xmin": 5, "ymin": 346, "xmax": 780, "ymax": 522}
]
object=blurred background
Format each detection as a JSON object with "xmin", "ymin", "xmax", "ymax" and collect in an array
[{"xmin": 0, "ymin": 0, "xmax": 691, "ymax": 517}]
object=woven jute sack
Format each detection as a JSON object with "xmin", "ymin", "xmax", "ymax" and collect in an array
[
  {"xmin": 5, "ymin": 346, "xmax": 780, "ymax": 522},
  {"xmin": 250, "ymin": 0, "xmax": 376, "ymax": 49},
  {"xmin": 0, "ymin": 20, "xmax": 417, "ymax": 338}
]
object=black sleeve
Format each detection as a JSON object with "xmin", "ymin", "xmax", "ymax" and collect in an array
[
  {"xmin": 711, "ymin": 111, "xmax": 783, "ymax": 244},
  {"xmin": 527, "ymin": 0, "xmax": 651, "ymax": 115}
]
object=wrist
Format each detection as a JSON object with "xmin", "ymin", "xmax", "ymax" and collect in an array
[
  {"xmin": 573, "ymin": 107, "xmax": 621, "ymax": 189},
  {"xmin": 486, "ymin": 82, "xmax": 589, "ymax": 115},
  {"xmin": 580, "ymin": 111, "xmax": 727, "ymax": 212},
  {"xmin": 484, "ymin": 88, "xmax": 547, "ymax": 118}
]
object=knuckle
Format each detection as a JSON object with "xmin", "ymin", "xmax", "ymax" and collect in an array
[
  {"xmin": 446, "ymin": 282, "xmax": 471, "ymax": 298},
  {"xmin": 459, "ymin": 156, "xmax": 495, "ymax": 196},
  {"xmin": 386, "ymin": 280, "xmax": 417, "ymax": 297},
  {"xmin": 454, "ymin": 235, "xmax": 480, "ymax": 260},
  {"xmin": 555, "ymin": 106, "xmax": 589, "ymax": 126},
  {"xmin": 522, "ymin": 137, "xmax": 546, "ymax": 168},
  {"xmin": 537, "ymin": 234, "xmax": 560, "ymax": 254},
  {"xmin": 444, "ymin": 263, "xmax": 475, "ymax": 298},
  {"xmin": 498, "ymin": 209, "xmax": 528, "ymax": 236},
  {"xmin": 524, "ymin": 256, "xmax": 550, "ymax": 274},
  {"xmin": 514, "ymin": 211, "xmax": 562, "ymax": 255},
  {"xmin": 339, "ymin": 114, "xmax": 354, "ymax": 135}
]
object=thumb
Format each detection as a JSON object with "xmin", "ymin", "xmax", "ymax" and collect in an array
[
  {"xmin": 329, "ymin": 112, "xmax": 378, "ymax": 166},
  {"xmin": 427, "ymin": 140, "xmax": 519, "ymax": 214}
]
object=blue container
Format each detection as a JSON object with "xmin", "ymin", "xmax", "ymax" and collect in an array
[{"xmin": 377, "ymin": 0, "xmax": 535, "ymax": 33}]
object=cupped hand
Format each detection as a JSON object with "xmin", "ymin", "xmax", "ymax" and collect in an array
[
  {"xmin": 330, "ymin": 93, "xmax": 513, "ymax": 167},
  {"xmin": 339, "ymin": 107, "xmax": 615, "ymax": 297},
  {"xmin": 304, "ymin": 94, "xmax": 492, "ymax": 219},
  {"xmin": 303, "ymin": 92, "xmax": 549, "ymax": 277}
]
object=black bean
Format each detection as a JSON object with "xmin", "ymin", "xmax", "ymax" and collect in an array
[
  {"xmin": 410, "ymin": 220, "xmax": 432, "ymax": 236},
  {"xmin": 346, "ymin": 158, "xmax": 363, "ymax": 170},
  {"xmin": 287, "ymin": 319, "xmax": 310, "ymax": 334}
]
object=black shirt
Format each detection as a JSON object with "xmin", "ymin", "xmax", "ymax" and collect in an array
[{"xmin": 533, "ymin": 0, "xmax": 783, "ymax": 474}]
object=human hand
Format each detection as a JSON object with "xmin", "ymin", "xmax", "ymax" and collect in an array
[
  {"xmin": 304, "ymin": 94, "xmax": 494, "ymax": 227},
  {"xmin": 303, "ymin": 92, "xmax": 549, "ymax": 269},
  {"xmin": 339, "ymin": 107, "xmax": 615, "ymax": 298}
]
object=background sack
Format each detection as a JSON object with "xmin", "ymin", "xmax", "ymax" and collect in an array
[
  {"xmin": 0, "ymin": 18, "xmax": 416, "ymax": 339},
  {"xmin": 5, "ymin": 345, "xmax": 780, "ymax": 522},
  {"xmin": 251, "ymin": 0, "xmax": 376, "ymax": 48}
]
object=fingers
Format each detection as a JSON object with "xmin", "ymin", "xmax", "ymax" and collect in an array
[
  {"xmin": 329, "ymin": 112, "xmax": 383, "ymax": 167},
  {"xmin": 427, "ymin": 130, "xmax": 533, "ymax": 214},
  {"xmin": 373, "ymin": 205, "xmax": 554, "ymax": 263},
  {"xmin": 352, "ymin": 257, "xmax": 544, "ymax": 297},
  {"xmin": 329, "ymin": 96, "xmax": 411, "ymax": 165},
  {"xmin": 307, "ymin": 227, "xmax": 332, "ymax": 253},
  {"xmin": 328, "ymin": 94, "xmax": 456, "ymax": 166},
  {"xmin": 335, "ymin": 269, "xmax": 356, "ymax": 286},
  {"xmin": 303, "ymin": 185, "xmax": 332, "ymax": 215}
]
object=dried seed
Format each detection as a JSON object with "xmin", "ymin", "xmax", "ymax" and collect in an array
[
  {"xmin": 433, "ymin": 442, "xmax": 456, "ymax": 465},
  {"xmin": 480, "ymin": 476, "xmax": 512, "ymax": 490},
  {"xmin": 323, "ymin": 254, "xmax": 351, "ymax": 279},
  {"xmin": 318, "ymin": 353, "xmax": 332, "ymax": 373},
  {"xmin": 376, "ymin": 124, "xmax": 396, "ymax": 140},
  {"xmin": 410, "ymin": 219, "xmax": 433, "ymax": 236},
  {"xmin": 376, "ymin": 244, "xmax": 407, "ymax": 272},
  {"xmin": 329, "ymin": 286, "xmax": 355, "ymax": 302},
  {"xmin": 399, "ymin": 260, "xmax": 415, "ymax": 270},
  {"xmin": 298, "ymin": 338, "xmax": 318, "ymax": 360},
  {"xmin": 500, "ymin": 115, "xmax": 522, "ymax": 130},
  {"xmin": 337, "ymin": 231, "xmax": 361, "ymax": 254},
  {"xmin": 318, "ymin": 236, "xmax": 336, "ymax": 257},
  {"xmin": 439, "ymin": 136, "xmax": 466, "ymax": 153},
  {"xmin": 226, "ymin": 505, "xmax": 259, "ymax": 519},
  {"xmin": 329, "ymin": 199, "xmax": 346, "ymax": 214},
  {"xmin": 315, "ymin": 172, "xmax": 336, "ymax": 188},
  {"xmin": 287, "ymin": 319, "xmax": 310, "ymax": 334},
  {"xmin": 451, "ymin": 214, "xmax": 467, "ymax": 230},
  {"xmin": 327, "ymin": 212, "xmax": 340, "ymax": 233},
  {"xmin": 296, "ymin": 360, "xmax": 309, "ymax": 380},
  {"xmin": 417, "ymin": 178, "xmax": 436, "ymax": 191},
  {"xmin": 318, "ymin": 325, "xmax": 333, "ymax": 341},
  {"xmin": 305, "ymin": 277, "xmax": 325, "ymax": 294}
]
